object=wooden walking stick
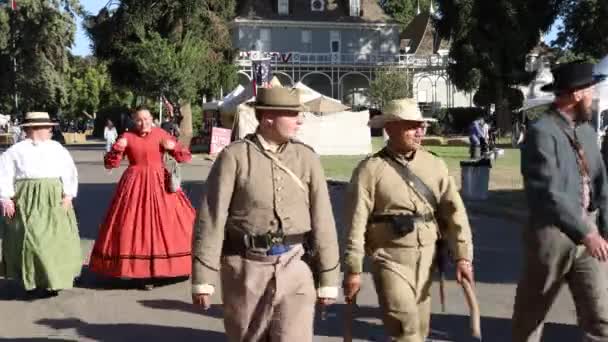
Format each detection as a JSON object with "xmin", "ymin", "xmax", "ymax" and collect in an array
[
  {"xmin": 343, "ymin": 296, "xmax": 356, "ymax": 342},
  {"xmin": 435, "ymin": 239, "xmax": 448, "ymax": 312},
  {"xmin": 436, "ymin": 239, "xmax": 481, "ymax": 339},
  {"xmin": 461, "ymin": 278, "xmax": 482, "ymax": 340}
]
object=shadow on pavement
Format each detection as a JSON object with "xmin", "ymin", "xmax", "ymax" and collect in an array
[
  {"xmin": 429, "ymin": 313, "xmax": 580, "ymax": 342},
  {"xmin": 138, "ymin": 299, "xmax": 224, "ymax": 318},
  {"xmin": 74, "ymin": 266, "xmax": 190, "ymax": 291},
  {"xmin": 0, "ymin": 339, "xmax": 74, "ymax": 341},
  {"xmin": 312, "ymin": 304, "xmax": 581, "ymax": 342},
  {"xmin": 0, "ymin": 278, "xmax": 25, "ymax": 300},
  {"xmin": 35, "ymin": 318, "xmax": 226, "ymax": 342}
]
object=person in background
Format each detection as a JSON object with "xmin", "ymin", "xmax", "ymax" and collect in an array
[
  {"xmin": 0, "ymin": 111, "xmax": 81, "ymax": 299},
  {"xmin": 468, "ymin": 117, "xmax": 484, "ymax": 159},
  {"xmin": 10, "ymin": 122, "xmax": 21, "ymax": 145},
  {"xmin": 103, "ymin": 119, "xmax": 118, "ymax": 154},
  {"xmin": 481, "ymin": 117, "xmax": 490, "ymax": 154}
]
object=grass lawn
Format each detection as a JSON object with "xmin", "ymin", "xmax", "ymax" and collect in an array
[
  {"xmin": 321, "ymin": 137, "xmax": 527, "ymax": 215},
  {"xmin": 322, "ymin": 137, "xmax": 522, "ymax": 186}
]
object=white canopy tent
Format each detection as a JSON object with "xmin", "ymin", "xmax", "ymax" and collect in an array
[
  {"xmin": 0, "ymin": 114, "xmax": 11, "ymax": 127},
  {"xmin": 208, "ymin": 81, "xmax": 372, "ymax": 155},
  {"xmin": 595, "ymin": 55, "xmax": 608, "ymax": 119}
]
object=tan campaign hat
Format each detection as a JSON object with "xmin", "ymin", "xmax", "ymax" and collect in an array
[
  {"xmin": 254, "ymin": 87, "xmax": 309, "ymax": 112},
  {"xmin": 20, "ymin": 112, "xmax": 58, "ymax": 127},
  {"xmin": 368, "ymin": 98, "xmax": 435, "ymax": 128}
]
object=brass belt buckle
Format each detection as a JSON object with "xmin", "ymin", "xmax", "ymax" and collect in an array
[
  {"xmin": 243, "ymin": 234, "xmax": 254, "ymax": 249},
  {"xmin": 268, "ymin": 232, "xmax": 284, "ymax": 246}
]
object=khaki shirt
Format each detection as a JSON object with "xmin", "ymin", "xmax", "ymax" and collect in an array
[
  {"xmin": 343, "ymin": 146, "xmax": 473, "ymax": 274},
  {"xmin": 192, "ymin": 133, "xmax": 340, "ymax": 289}
]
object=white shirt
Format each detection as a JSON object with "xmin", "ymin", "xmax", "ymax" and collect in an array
[
  {"xmin": 0, "ymin": 139, "xmax": 78, "ymax": 199},
  {"xmin": 104, "ymin": 127, "xmax": 118, "ymax": 143}
]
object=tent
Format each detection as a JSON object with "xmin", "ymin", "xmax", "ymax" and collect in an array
[
  {"xmin": 595, "ymin": 55, "xmax": 608, "ymax": 119},
  {"xmin": 212, "ymin": 81, "xmax": 372, "ymax": 155},
  {"xmin": 0, "ymin": 114, "xmax": 10, "ymax": 127}
]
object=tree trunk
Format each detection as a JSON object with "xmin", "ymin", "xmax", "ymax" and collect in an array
[
  {"xmin": 178, "ymin": 99, "xmax": 193, "ymax": 147},
  {"xmin": 495, "ymin": 86, "xmax": 511, "ymax": 137}
]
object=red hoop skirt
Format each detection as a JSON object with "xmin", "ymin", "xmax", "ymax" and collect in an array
[{"xmin": 89, "ymin": 128, "xmax": 195, "ymax": 278}]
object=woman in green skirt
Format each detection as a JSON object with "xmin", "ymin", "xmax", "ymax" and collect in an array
[{"xmin": 0, "ymin": 112, "xmax": 81, "ymax": 298}]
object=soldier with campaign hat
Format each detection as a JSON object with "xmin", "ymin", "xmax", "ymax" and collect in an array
[
  {"xmin": 191, "ymin": 87, "xmax": 340, "ymax": 341},
  {"xmin": 342, "ymin": 98, "xmax": 475, "ymax": 341}
]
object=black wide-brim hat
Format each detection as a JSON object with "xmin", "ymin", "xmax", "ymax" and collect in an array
[{"xmin": 541, "ymin": 61, "xmax": 607, "ymax": 93}]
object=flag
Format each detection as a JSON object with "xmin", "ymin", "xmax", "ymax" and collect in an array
[{"xmin": 162, "ymin": 96, "xmax": 174, "ymax": 117}]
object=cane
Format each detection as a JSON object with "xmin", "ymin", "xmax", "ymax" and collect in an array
[
  {"xmin": 343, "ymin": 295, "xmax": 356, "ymax": 342},
  {"xmin": 461, "ymin": 278, "xmax": 482, "ymax": 340}
]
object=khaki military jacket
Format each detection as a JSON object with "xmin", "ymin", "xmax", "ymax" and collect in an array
[
  {"xmin": 192, "ymin": 133, "xmax": 340, "ymax": 289},
  {"xmin": 343, "ymin": 146, "xmax": 473, "ymax": 274}
]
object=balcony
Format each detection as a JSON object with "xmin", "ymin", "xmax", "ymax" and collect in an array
[{"xmin": 235, "ymin": 51, "xmax": 449, "ymax": 68}]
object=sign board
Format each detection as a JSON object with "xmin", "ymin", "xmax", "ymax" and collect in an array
[{"xmin": 209, "ymin": 127, "xmax": 232, "ymax": 155}]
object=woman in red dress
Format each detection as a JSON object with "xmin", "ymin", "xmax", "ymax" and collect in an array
[{"xmin": 89, "ymin": 106, "xmax": 195, "ymax": 287}]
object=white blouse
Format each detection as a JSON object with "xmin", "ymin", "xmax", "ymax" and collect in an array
[
  {"xmin": 104, "ymin": 127, "xmax": 118, "ymax": 142},
  {"xmin": 0, "ymin": 139, "xmax": 79, "ymax": 199}
]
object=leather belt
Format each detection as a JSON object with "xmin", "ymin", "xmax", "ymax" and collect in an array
[
  {"xmin": 369, "ymin": 212, "xmax": 434, "ymax": 224},
  {"xmin": 223, "ymin": 231, "xmax": 307, "ymax": 256}
]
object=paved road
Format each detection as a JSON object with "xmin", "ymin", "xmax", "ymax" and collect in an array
[{"xmin": 0, "ymin": 146, "xmax": 583, "ymax": 341}]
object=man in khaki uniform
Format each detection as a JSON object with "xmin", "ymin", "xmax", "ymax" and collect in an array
[
  {"xmin": 191, "ymin": 87, "xmax": 340, "ymax": 341},
  {"xmin": 342, "ymin": 98, "xmax": 475, "ymax": 342}
]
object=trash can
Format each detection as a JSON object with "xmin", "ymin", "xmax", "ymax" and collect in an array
[{"xmin": 460, "ymin": 158, "xmax": 492, "ymax": 200}]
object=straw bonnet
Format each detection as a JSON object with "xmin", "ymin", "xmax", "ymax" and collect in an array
[
  {"xmin": 368, "ymin": 98, "xmax": 434, "ymax": 128},
  {"xmin": 254, "ymin": 87, "xmax": 309, "ymax": 112},
  {"xmin": 20, "ymin": 112, "xmax": 58, "ymax": 127}
]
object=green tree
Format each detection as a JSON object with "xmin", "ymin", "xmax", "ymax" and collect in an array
[
  {"xmin": 85, "ymin": 0, "xmax": 237, "ymax": 146},
  {"xmin": 381, "ymin": 0, "xmax": 435, "ymax": 28},
  {"xmin": 436, "ymin": 0, "xmax": 562, "ymax": 132},
  {"xmin": 553, "ymin": 0, "xmax": 608, "ymax": 60},
  {"xmin": 0, "ymin": 0, "xmax": 82, "ymax": 115},
  {"xmin": 65, "ymin": 56, "xmax": 111, "ymax": 119},
  {"xmin": 369, "ymin": 69, "xmax": 413, "ymax": 109}
]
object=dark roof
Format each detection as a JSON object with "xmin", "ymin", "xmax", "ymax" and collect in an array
[
  {"xmin": 236, "ymin": 0, "xmax": 392, "ymax": 24},
  {"xmin": 399, "ymin": 11, "xmax": 448, "ymax": 55}
]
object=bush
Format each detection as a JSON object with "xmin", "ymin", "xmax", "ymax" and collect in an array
[
  {"xmin": 445, "ymin": 107, "xmax": 486, "ymax": 134},
  {"xmin": 191, "ymin": 104, "xmax": 203, "ymax": 136}
]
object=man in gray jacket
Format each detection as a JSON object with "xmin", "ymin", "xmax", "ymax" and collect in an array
[{"xmin": 512, "ymin": 61, "xmax": 608, "ymax": 341}]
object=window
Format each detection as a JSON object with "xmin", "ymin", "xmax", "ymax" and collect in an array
[
  {"xmin": 380, "ymin": 41, "xmax": 390, "ymax": 54},
  {"xmin": 256, "ymin": 28, "xmax": 271, "ymax": 51},
  {"xmin": 330, "ymin": 31, "xmax": 340, "ymax": 53},
  {"xmin": 349, "ymin": 0, "xmax": 360, "ymax": 16},
  {"xmin": 301, "ymin": 30, "xmax": 312, "ymax": 52},
  {"xmin": 278, "ymin": 0, "xmax": 289, "ymax": 15},
  {"xmin": 238, "ymin": 28, "xmax": 244, "ymax": 41}
]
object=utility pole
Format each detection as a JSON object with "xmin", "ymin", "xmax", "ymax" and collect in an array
[{"xmin": 9, "ymin": 0, "xmax": 19, "ymax": 116}]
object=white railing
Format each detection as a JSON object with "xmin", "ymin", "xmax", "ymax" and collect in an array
[{"xmin": 235, "ymin": 50, "xmax": 449, "ymax": 68}]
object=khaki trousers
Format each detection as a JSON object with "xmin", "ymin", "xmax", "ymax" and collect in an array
[
  {"xmin": 512, "ymin": 225, "xmax": 608, "ymax": 342},
  {"xmin": 371, "ymin": 244, "xmax": 436, "ymax": 342},
  {"xmin": 220, "ymin": 245, "xmax": 317, "ymax": 342}
]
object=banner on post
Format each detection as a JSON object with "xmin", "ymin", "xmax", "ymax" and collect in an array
[
  {"xmin": 209, "ymin": 127, "xmax": 232, "ymax": 155},
  {"xmin": 251, "ymin": 58, "xmax": 272, "ymax": 95}
]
